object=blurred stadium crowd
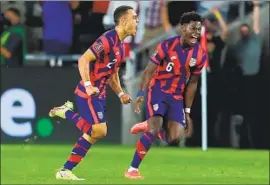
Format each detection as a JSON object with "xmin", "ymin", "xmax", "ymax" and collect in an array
[{"xmin": 0, "ymin": 1, "xmax": 269, "ymax": 149}]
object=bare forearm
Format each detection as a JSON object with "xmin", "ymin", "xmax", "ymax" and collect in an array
[
  {"xmin": 78, "ymin": 57, "xmax": 90, "ymax": 82},
  {"xmin": 253, "ymin": 4, "xmax": 260, "ymax": 34},
  {"xmin": 184, "ymin": 78, "xmax": 198, "ymax": 109},
  {"xmin": 161, "ymin": 5, "xmax": 170, "ymax": 29},
  {"xmin": 213, "ymin": 11, "xmax": 228, "ymax": 40},
  {"xmin": 139, "ymin": 70, "xmax": 153, "ymax": 91},
  {"xmin": 108, "ymin": 73, "xmax": 123, "ymax": 95}
]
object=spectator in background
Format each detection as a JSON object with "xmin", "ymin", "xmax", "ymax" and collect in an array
[
  {"xmin": 168, "ymin": 1, "xmax": 196, "ymax": 27},
  {"xmin": 139, "ymin": 0, "xmax": 170, "ymax": 70},
  {"xmin": 0, "ymin": 1, "xmax": 26, "ymax": 23},
  {"xmin": 1, "ymin": 8, "xmax": 26, "ymax": 67},
  {"xmin": 42, "ymin": 1, "xmax": 78, "ymax": 64},
  {"xmin": 197, "ymin": 1, "xmax": 229, "ymax": 21},
  {"xmin": 25, "ymin": 1, "xmax": 43, "ymax": 52},
  {"xmin": 75, "ymin": 1, "xmax": 109, "ymax": 53},
  {"xmin": 231, "ymin": 0, "xmax": 262, "ymax": 148},
  {"xmin": 204, "ymin": 7, "xmax": 228, "ymax": 147}
]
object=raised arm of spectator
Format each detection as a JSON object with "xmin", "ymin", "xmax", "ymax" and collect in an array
[
  {"xmin": 211, "ymin": 7, "xmax": 228, "ymax": 41},
  {"xmin": 252, "ymin": 0, "xmax": 260, "ymax": 34},
  {"xmin": 161, "ymin": 1, "xmax": 172, "ymax": 32}
]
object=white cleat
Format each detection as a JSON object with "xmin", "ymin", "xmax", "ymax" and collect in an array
[
  {"xmin": 49, "ymin": 101, "xmax": 74, "ymax": 119},
  {"xmin": 56, "ymin": 169, "xmax": 85, "ymax": 181}
]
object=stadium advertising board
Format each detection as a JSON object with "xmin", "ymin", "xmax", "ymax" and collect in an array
[{"xmin": 1, "ymin": 68, "xmax": 121, "ymax": 144}]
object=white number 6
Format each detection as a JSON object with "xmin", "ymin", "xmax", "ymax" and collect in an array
[{"xmin": 166, "ymin": 62, "xmax": 174, "ymax": 72}]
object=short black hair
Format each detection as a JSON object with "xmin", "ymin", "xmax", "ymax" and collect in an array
[
  {"xmin": 113, "ymin": 5, "xmax": 133, "ymax": 25},
  {"xmin": 240, "ymin": 23, "xmax": 250, "ymax": 29},
  {"xmin": 180, "ymin": 11, "xmax": 202, "ymax": 25},
  {"xmin": 7, "ymin": 7, "xmax": 21, "ymax": 17}
]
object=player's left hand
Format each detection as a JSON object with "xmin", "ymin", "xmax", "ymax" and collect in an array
[
  {"xmin": 134, "ymin": 96, "xmax": 144, "ymax": 114},
  {"xmin": 185, "ymin": 113, "xmax": 193, "ymax": 137},
  {"xmin": 120, "ymin": 93, "xmax": 132, "ymax": 104}
]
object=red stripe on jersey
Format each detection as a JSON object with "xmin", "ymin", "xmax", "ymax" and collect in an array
[
  {"xmin": 157, "ymin": 43, "xmax": 166, "ymax": 59},
  {"xmin": 100, "ymin": 36, "xmax": 110, "ymax": 53},
  {"xmin": 169, "ymin": 39, "xmax": 181, "ymax": 75},
  {"xmin": 87, "ymin": 99, "xmax": 99, "ymax": 124},
  {"xmin": 185, "ymin": 47, "xmax": 194, "ymax": 77},
  {"xmin": 163, "ymin": 77, "xmax": 180, "ymax": 94},
  {"xmin": 154, "ymin": 73, "xmax": 174, "ymax": 79},
  {"xmin": 95, "ymin": 71, "xmax": 111, "ymax": 81},
  {"xmin": 98, "ymin": 78, "xmax": 106, "ymax": 99},
  {"xmin": 160, "ymin": 80, "xmax": 166, "ymax": 88},
  {"xmin": 196, "ymin": 46, "xmax": 204, "ymax": 66}
]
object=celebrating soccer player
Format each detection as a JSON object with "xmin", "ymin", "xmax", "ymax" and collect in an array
[
  {"xmin": 49, "ymin": 6, "xmax": 139, "ymax": 180},
  {"xmin": 125, "ymin": 11, "xmax": 207, "ymax": 179}
]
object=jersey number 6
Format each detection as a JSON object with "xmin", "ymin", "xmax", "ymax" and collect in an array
[{"xmin": 166, "ymin": 62, "xmax": 174, "ymax": 72}]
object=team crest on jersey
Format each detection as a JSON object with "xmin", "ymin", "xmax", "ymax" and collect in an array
[
  {"xmin": 153, "ymin": 104, "xmax": 159, "ymax": 111},
  {"xmin": 97, "ymin": 112, "xmax": 103, "ymax": 119},
  {"xmin": 93, "ymin": 42, "xmax": 104, "ymax": 53},
  {"xmin": 189, "ymin": 58, "xmax": 196, "ymax": 67}
]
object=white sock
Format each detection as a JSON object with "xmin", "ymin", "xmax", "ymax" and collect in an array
[{"xmin": 128, "ymin": 166, "xmax": 138, "ymax": 172}]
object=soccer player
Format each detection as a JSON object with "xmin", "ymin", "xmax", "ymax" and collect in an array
[
  {"xmin": 124, "ymin": 11, "xmax": 206, "ymax": 179},
  {"xmin": 49, "ymin": 6, "xmax": 139, "ymax": 180}
]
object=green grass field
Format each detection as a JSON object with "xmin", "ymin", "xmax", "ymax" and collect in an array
[{"xmin": 1, "ymin": 144, "xmax": 269, "ymax": 184}]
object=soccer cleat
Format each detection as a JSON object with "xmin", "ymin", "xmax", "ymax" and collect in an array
[
  {"xmin": 125, "ymin": 169, "xmax": 144, "ymax": 180},
  {"xmin": 49, "ymin": 101, "xmax": 74, "ymax": 119},
  {"xmin": 130, "ymin": 121, "xmax": 148, "ymax": 134},
  {"xmin": 56, "ymin": 169, "xmax": 85, "ymax": 181}
]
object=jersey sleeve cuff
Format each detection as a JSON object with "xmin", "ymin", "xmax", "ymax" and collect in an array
[
  {"xmin": 89, "ymin": 47, "xmax": 99, "ymax": 59},
  {"xmin": 150, "ymin": 58, "xmax": 159, "ymax": 65}
]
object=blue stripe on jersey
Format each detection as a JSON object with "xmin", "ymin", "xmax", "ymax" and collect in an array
[{"xmin": 192, "ymin": 44, "xmax": 199, "ymax": 59}]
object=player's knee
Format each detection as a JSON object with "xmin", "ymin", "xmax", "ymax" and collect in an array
[
  {"xmin": 91, "ymin": 123, "xmax": 107, "ymax": 139},
  {"xmin": 148, "ymin": 116, "xmax": 163, "ymax": 135},
  {"xmin": 168, "ymin": 138, "xmax": 181, "ymax": 146},
  {"xmin": 168, "ymin": 133, "xmax": 181, "ymax": 145},
  {"xmin": 167, "ymin": 124, "xmax": 185, "ymax": 145}
]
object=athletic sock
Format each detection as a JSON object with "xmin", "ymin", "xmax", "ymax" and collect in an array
[
  {"xmin": 130, "ymin": 132, "xmax": 156, "ymax": 169},
  {"xmin": 63, "ymin": 137, "xmax": 91, "ymax": 170}
]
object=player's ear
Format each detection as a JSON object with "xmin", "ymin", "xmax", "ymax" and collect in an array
[{"xmin": 180, "ymin": 24, "xmax": 185, "ymax": 34}]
